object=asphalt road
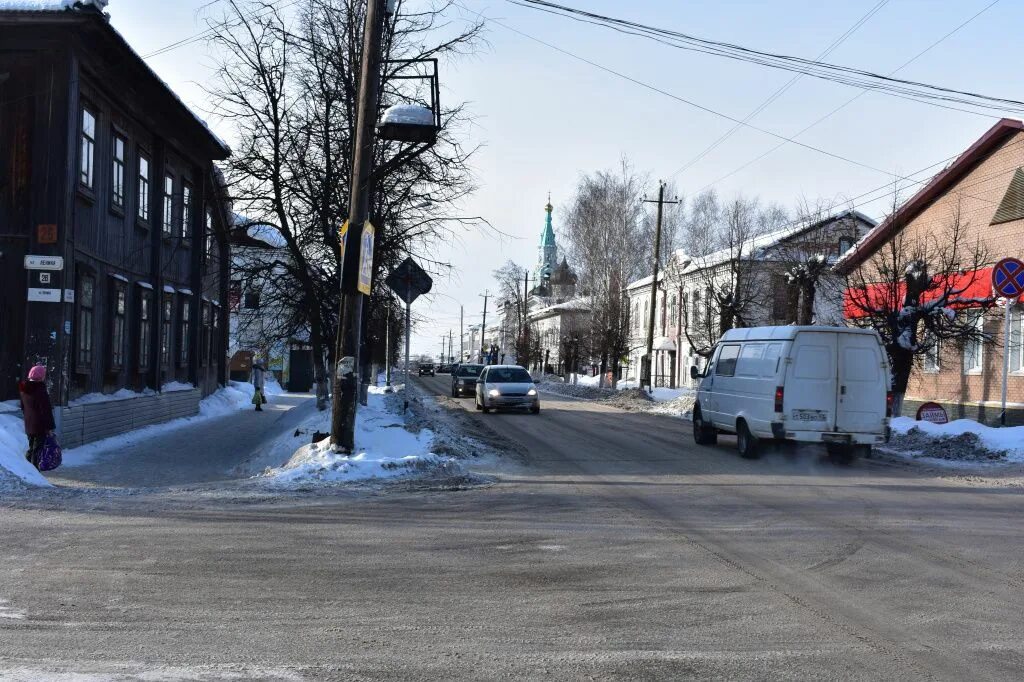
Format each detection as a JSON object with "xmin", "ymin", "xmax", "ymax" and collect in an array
[{"xmin": 2, "ymin": 376, "xmax": 1024, "ymax": 680}]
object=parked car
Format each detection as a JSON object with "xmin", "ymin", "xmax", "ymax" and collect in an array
[
  {"xmin": 475, "ymin": 365, "xmax": 540, "ymax": 414},
  {"xmin": 418, "ymin": 363, "xmax": 435, "ymax": 377},
  {"xmin": 691, "ymin": 326, "xmax": 891, "ymax": 461},
  {"xmin": 451, "ymin": 363, "xmax": 484, "ymax": 397},
  {"xmin": 438, "ymin": 363, "xmax": 453, "ymax": 374}
]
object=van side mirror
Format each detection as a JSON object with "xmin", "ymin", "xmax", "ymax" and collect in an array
[{"xmin": 690, "ymin": 365, "xmax": 701, "ymax": 380}]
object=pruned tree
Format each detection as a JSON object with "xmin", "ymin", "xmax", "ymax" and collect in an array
[
  {"xmin": 843, "ymin": 195, "xmax": 994, "ymax": 416},
  {"xmin": 563, "ymin": 157, "xmax": 649, "ymax": 387}
]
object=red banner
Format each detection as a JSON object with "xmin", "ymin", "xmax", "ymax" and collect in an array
[{"xmin": 844, "ymin": 266, "xmax": 993, "ymax": 319}]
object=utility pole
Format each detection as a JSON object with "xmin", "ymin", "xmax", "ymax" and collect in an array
[
  {"xmin": 479, "ymin": 291, "xmax": 489, "ymax": 363},
  {"xmin": 448, "ymin": 329, "xmax": 453, "ymax": 363},
  {"xmin": 330, "ymin": 0, "xmax": 388, "ymax": 451},
  {"xmin": 385, "ymin": 307, "xmax": 391, "ymax": 386},
  {"xmin": 459, "ymin": 305, "xmax": 464, "ymax": 363},
  {"xmin": 642, "ymin": 181, "xmax": 680, "ymax": 393},
  {"xmin": 441, "ymin": 335, "xmax": 446, "ymax": 364}
]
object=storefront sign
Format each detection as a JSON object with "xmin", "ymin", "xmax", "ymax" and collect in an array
[{"xmin": 916, "ymin": 401, "xmax": 948, "ymax": 425}]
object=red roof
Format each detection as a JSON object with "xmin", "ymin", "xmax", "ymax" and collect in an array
[{"xmin": 835, "ymin": 118, "xmax": 1024, "ymax": 274}]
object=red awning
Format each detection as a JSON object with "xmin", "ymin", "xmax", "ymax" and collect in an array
[{"xmin": 844, "ymin": 266, "xmax": 993, "ymax": 319}]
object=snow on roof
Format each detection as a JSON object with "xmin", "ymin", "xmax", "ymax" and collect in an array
[
  {"xmin": 0, "ymin": 1, "xmax": 230, "ymax": 156},
  {"xmin": 529, "ymin": 297, "xmax": 592, "ymax": 319},
  {"xmin": 136, "ymin": 281, "xmax": 153, "ymax": 290},
  {"xmin": 0, "ymin": 1, "xmax": 106, "ymax": 10},
  {"xmin": 178, "ymin": 288, "xmax": 193, "ymax": 295},
  {"xmin": 163, "ymin": 285, "xmax": 176, "ymax": 294},
  {"xmin": 379, "ymin": 104, "xmax": 434, "ymax": 127},
  {"xmin": 109, "ymin": 273, "xmax": 128, "ymax": 283},
  {"xmin": 246, "ymin": 223, "xmax": 287, "ymax": 248}
]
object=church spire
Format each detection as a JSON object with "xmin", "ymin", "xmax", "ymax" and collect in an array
[
  {"xmin": 541, "ymin": 193, "xmax": 555, "ymax": 248},
  {"xmin": 536, "ymin": 194, "xmax": 558, "ymax": 286}
]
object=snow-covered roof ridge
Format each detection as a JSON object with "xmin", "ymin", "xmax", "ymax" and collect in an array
[{"xmin": 0, "ymin": 1, "xmax": 107, "ymax": 11}]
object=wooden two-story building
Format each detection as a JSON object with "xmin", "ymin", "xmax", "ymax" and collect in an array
[{"xmin": 0, "ymin": 1, "xmax": 232, "ymax": 444}]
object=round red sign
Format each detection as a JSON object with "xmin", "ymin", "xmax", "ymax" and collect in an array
[{"xmin": 916, "ymin": 401, "xmax": 948, "ymax": 425}]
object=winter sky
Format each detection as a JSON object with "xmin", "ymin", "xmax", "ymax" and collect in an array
[{"xmin": 109, "ymin": 0, "xmax": 1024, "ymax": 358}]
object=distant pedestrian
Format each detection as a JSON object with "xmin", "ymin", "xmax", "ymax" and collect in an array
[
  {"xmin": 252, "ymin": 361, "xmax": 267, "ymax": 412},
  {"xmin": 18, "ymin": 364, "xmax": 55, "ymax": 467}
]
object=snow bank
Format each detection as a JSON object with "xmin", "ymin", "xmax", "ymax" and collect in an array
[
  {"xmin": 69, "ymin": 387, "xmax": 155, "ymax": 406},
  {"xmin": 890, "ymin": 417, "xmax": 1024, "ymax": 462},
  {"xmin": 0, "ymin": 1, "xmax": 106, "ymax": 10},
  {"xmin": 262, "ymin": 387, "xmax": 453, "ymax": 485},
  {"xmin": 161, "ymin": 381, "xmax": 195, "ymax": 393},
  {"xmin": 0, "ymin": 414, "xmax": 52, "ymax": 487}
]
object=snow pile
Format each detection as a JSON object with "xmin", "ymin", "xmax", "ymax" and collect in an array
[
  {"xmin": 69, "ymin": 387, "xmax": 156, "ymax": 406},
  {"xmin": 262, "ymin": 387, "xmax": 455, "ymax": 485},
  {"xmin": 161, "ymin": 381, "xmax": 195, "ymax": 393},
  {"xmin": 886, "ymin": 417, "xmax": 1024, "ymax": 464},
  {"xmin": 0, "ymin": 414, "xmax": 52, "ymax": 488},
  {"xmin": 199, "ymin": 381, "xmax": 255, "ymax": 418}
]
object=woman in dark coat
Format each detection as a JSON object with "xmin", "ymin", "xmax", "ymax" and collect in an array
[{"xmin": 19, "ymin": 364, "xmax": 55, "ymax": 465}]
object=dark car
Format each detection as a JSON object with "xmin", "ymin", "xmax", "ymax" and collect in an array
[
  {"xmin": 418, "ymin": 363, "xmax": 435, "ymax": 377},
  {"xmin": 451, "ymin": 363, "xmax": 484, "ymax": 397},
  {"xmin": 438, "ymin": 363, "xmax": 453, "ymax": 374}
]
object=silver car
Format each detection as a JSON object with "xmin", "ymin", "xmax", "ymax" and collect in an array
[{"xmin": 475, "ymin": 365, "xmax": 540, "ymax": 414}]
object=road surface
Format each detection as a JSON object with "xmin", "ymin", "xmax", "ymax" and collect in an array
[{"xmin": 0, "ymin": 375, "xmax": 1022, "ymax": 680}]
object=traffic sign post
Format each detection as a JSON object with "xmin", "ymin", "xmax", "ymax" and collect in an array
[
  {"xmin": 385, "ymin": 258, "xmax": 433, "ymax": 403},
  {"xmin": 992, "ymin": 258, "xmax": 1024, "ymax": 426}
]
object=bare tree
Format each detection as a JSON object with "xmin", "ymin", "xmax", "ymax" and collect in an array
[
  {"xmin": 207, "ymin": 0, "xmax": 484, "ymax": 407},
  {"xmin": 493, "ymin": 260, "xmax": 532, "ymax": 365},
  {"xmin": 563, "ymin": 157, "xmax": 649, "ymax": 386},
  {"xmin": 844, "ymin": 195, "xmax": 994, "ymax": 416},
  {"xmin": 679, "ymin": 193, "xmax": 785, "ymax": 357}
]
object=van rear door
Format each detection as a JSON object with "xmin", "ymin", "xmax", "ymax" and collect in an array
[
  {"xmin": 784, "ymin": 332, "xmax": 838, "ymax": 432},
  {"xmin": 836, "ymin": 333, "xmax": 887, "ymax": 434}
]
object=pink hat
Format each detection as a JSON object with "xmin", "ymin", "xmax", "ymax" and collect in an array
[{"xmin": 27, "ymin": 365, "xmax": 46, "ymax": 382}]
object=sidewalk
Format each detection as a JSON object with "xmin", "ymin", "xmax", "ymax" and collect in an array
[{"xmin": 48, "ymin": 393, "xmax": 317, "ymax": 489}]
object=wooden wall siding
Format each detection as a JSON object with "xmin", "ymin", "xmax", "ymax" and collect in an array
[{"xmin": 58, "ymin": 388, "xmax": 201, "ymax": 448}]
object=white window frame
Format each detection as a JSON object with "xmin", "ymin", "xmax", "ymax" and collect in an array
[
  {"xmin": 1010, "ymin": 305, "xmax": 1023, "ymax": 375},
  {"xmin": 963, "ymin": 312, "xmax": 984, "ymax": 375},
  {"xmin": 923, "ymin": 339, "xmax": 940, "ymax": 373},
  {"xmin": 80, "ymin": 107, "xmax": 96, "ymax": 189}
]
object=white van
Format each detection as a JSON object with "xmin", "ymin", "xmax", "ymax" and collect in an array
[{"xmin": 691, "ymin": 326, "xmax": 892, "ymax": 461}]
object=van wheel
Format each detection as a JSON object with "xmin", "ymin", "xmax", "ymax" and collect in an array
[
  {"xmin": 693, "ymin": 407, "xmax": 717, "ymax": 445},
  {"xmin": 737, "ymin": 421, "xmax": 760, "ymax": 459}
]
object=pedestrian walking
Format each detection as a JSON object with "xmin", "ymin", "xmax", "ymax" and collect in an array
[
  {"xmin": 252, "ymin": 361, "xmax": 267, "ymax": 412},
  {"xmin": 18, "ymin": 364, "xmax": 56, "ymax": 468}
]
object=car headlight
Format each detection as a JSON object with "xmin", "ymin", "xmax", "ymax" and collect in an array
[
  {"xmin": 527, "ymin": 388, "xmax": 537, "ymax": 396},
  {"xmin": 488, "ymin": 389, "xmax": 500, "ymax": 397}
]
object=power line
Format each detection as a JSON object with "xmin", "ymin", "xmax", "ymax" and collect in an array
[
  {"xmin": 668, "ymin": 0, "xmax": 890, "ymax": 181},
  {"xmin": 509, "ymin": 0, "xmax": 1023, "ymax": 116},
  {"xmin": 686, "ymin": 0, "xmax": 1003, "ymax": 194},
  {"xmin": 450, "ymin": 0, "xmax": 944, "ymax": 184}
]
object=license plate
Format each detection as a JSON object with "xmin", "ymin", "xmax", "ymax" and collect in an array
[{"xmin": 792, "ymin": 409, "xmax": 828, "ymax": 422}]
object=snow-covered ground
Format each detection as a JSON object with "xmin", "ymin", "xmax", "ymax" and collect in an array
[
  {"xmin": 260, "ymin": 385, "xmax": 458, "ymax": 485},
  {"xmin": 882, "ymin": 417, "xmax": 1024, "ymax": 466},
  {"xmin": 542, "ymin": 377, "xmax": 696, "ymax": 418}
]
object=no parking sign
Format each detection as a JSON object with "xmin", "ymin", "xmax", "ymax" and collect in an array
[{"xmin": 992, "ymin": 257, "xmax": 1024, "ymax": 299}]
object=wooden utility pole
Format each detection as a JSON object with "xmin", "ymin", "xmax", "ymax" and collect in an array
[
  {"xmin": 642, "ymin": 181, "xmax": 679, "ymax": 393},
  {"xmin": 440, "ymin": 335, "xmax": 446, "ymax": 364},
  {"xmin": 448, "ymin": 329, "xmax": 453, "ymax": 363},
  {"xmin": 479, "ymin": 291, "xmax": 489, "ymax": 363},
  {"xmin": 459, "ymin": 305, "xmax": 464, "ymax": 363},
  {"xmin": 331, "ymin": 0, "xmax": 387, "ymax": 451}
]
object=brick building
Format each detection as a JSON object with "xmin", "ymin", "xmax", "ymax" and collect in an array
[
  {"xmin": 836, "ymin": 118, "xmax": 1024, "ymax": 424},
  {"xmin": 0, "ymin": 2, "xmax": 232, "ymax": 445}
]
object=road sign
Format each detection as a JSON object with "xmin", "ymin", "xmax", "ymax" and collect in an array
[
  {"xmin": 992, "ymin": 257, "xmax": 1024, "ymax": 298},
  {"xmin": 357, "ymin": 221, "xmax": 375, "ymax": 295},
  {"xmin": 27, "ymin": 288, "xmax": 61, "ymax": 303},
  {"xmin": 24, "ymin": 255, "xmax": 64, "ymax": 270},
  {"xmin": 916, "ymin": 401, "xmax": 948, "ymax": 425},
  {"xmin": 338, "ymin": 220, "xmax": 349, "ymax": 265},
  {"xmin": 385, "ymin": 257, "xmax": 433, "ymax": 305}
]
